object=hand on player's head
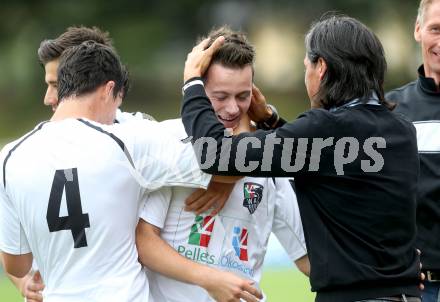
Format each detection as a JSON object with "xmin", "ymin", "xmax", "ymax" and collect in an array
[{"xmin": 183, "ymin": 36, "xmax": 225, "ymax": 82}]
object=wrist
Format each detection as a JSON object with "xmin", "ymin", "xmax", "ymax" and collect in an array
[
  {"xmin": 182, "ymin": 77, "xmax": 204, "ymax": 95},
  {"xmin": 184, "ymin": 70, "xmax": 202, "ymax": 83},
  {"xmin": 19, "ymin": 275, "xmax": 30, "ymax": 297},
  {"xmin": 194, "ymin": 265, "xmax": 215, "ymax": 289},
  {"xmin": 258, "ymin": 104, "xmax": 280, "ymax": 130}
]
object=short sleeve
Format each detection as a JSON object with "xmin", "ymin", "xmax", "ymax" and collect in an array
[
  {"xmin": 0, "ymin": 169, "xmax": 31, "ymax": 255},
  {"xmin": 128, "ymin": 120, "xmax": 212, "ymax": 191},
  {"xmin": 139, "ymin": 187, "xmax": 172, "ymax": 229},
  {"xmin": 272, "ymin": 178, "xmax": 307, "ymax": 261}
]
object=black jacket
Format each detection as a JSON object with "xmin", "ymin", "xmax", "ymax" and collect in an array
[
  {"xmin": 387, "ymin": 65, "xmax": 440, "ymax": 271},
  {"xmin": 182, "ymin": 83, "xmax": 420, "ymax": 302}
]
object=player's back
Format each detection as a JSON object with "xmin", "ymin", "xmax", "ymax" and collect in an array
[{"xmin": 1, "ymin": 119, "xmax": 148, "ymax": 302}]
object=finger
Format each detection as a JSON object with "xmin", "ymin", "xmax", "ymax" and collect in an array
[
  {"xmin": 185, "ymin": 189, "xmax": 206, "ymax": 206},
  {"xmin": 416, "ymin": 249, "xmax": 421, "ymax": 255},
  {"xmin": 25, "ymin": 291, "xmax": 44, "ymax": 302},
  {"xmin": 252, "ymin": 84, "xmax": 263, "ymax": 101},
  {"xmin": 210, "ymin": 196, "xmax": 228, "ymax": 215},
  {"xmin": 239, "ymin": 290, "xmax": 260, "ymax": 302},
  {"xmin": 29, "ymin": 282, "xmax": 45, "ymax": 291},
  {"xmin": 194, "ymin": 38, "xmax": 210, "ymax": 51},
  {"xmin": 242, "ymin": 282, "xmax": 263, "ymax": 300},
  {"xmin": 196, "ymin": 198, "xmax": 218, "ymax": 215},
  {"xmin": 33, "ymin": 271, "xmax": 42, "ymax": 282},
  {"xmin": 421, "ymin": 272, "xmax": 425, "ymax": 281},
  {"xmin": 185, "ymin": 193, "xmax": 211, "ymax": 212},
  {"xmin": 205, "ymin": 36, "xmax": 225, "ymax": 57}
]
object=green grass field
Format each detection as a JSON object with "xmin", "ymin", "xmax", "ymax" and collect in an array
[{"xmin": 0, "ymin": 270, "xmax": 315, "ymax": 301}]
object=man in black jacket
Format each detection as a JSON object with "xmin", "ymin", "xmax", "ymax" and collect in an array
[
  {"xmin": 386, "ymin": 1, "xmax": 440, "ymax": 301},
  {"xmin": 181, "ymin": 15, "xmax": 421, "ymax": 302}
]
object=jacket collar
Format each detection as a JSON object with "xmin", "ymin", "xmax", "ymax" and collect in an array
[{"xmin": 418, "ymin": 65, "xmax": 440, "ymax": 94}]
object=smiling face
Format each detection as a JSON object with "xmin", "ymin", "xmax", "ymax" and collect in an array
[
  {"xmin": 415, "ymin": 0, "xmax": 440, "ymax": 84},
  {"xmin": 205, "ymin": 63, "xmax": 253, "ymax": 130}
]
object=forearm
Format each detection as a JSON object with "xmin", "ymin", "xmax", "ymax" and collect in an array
[
  {"xmin": 136, "ymin": 220, "xmax": 213, "ymax": 287},
  {"xmin": 211, "ymin": 175, "xmax": 242, "ymax": 184},
  {"xmin": 8, "ymin": 272, "xmax": 32, "ymax": 296}
]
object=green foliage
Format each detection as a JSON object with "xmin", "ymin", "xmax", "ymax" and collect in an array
[{"xmin": 0, "ymin": 0, "xmax": 421, "ymax": 140}]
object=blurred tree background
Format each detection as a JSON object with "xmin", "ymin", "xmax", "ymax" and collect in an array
[
  {"xmin": 0, "ymin": 0, "xmax": 421, "ymax": 142},
  {"xmin": 0, "ymin": 1, "xmax": 424, "ymax": 300}
]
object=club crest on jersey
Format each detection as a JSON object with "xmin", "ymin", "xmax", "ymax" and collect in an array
[
  {"xmin": 232, "ymin": 226, "xmax": 248, "ymax": 261},
  {"xmin": 188, "ymin": 215, "xmax": 216, "ymax": 247},
  {"xmin": 243, "ymin": 182, "xmax": 264, "ymax": 214}
]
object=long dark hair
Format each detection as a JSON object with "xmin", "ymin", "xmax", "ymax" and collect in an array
[{"xmin": 305, "ymin": 14, "xmax": 395, "ymax": 110}]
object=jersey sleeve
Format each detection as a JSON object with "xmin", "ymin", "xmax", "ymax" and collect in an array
[
  {"xmin": 272, "ymin": 178, "xmax": 307, "ymax": 261},
  {"xmin": 139, "ymin": 187, "xmax": 172, "ymax": 229},
  {"xmin": 0, "ymin": 150, "xmax": 31, "ymax": 255},
  {"xmin": 129, "ymin": 120, "xmax": 212, "ymax": 191}
]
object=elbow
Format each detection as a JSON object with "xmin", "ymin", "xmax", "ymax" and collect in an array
[
  {"xmin": 1, "ymin": 252, "xmax": 33, "ymax": 278},
  {"xmin": 5, "ymin": 266, "xmax": 28, "ymax": 279},
  {"xmin": 135, "ymin": 220, "xmax": 160, "ymax": 267},
  {"xmin": 295, "ymin": 255, "xmax": 310, "ymax": 277}
]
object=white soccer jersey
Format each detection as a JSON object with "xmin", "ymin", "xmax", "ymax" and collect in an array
[
  {"xmin": 140, "ymin": 119, "xmax": 306, "ymax": 302},
  {"xmin": 115, "ymin": 109, "xmax": 156, "ymax": 123},
  {"xmin": 0, "ymin": 118, "xmax": 210, "ymax": 302}
]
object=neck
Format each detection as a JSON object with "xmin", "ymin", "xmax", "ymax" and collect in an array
[
  {"xmin": 232, "ymin": 114, "xmax": 254, "ymax": 135},
  {"xmin": 424, "ymin": 65, "xmax": 440, "ymax": 89},
  {"xmin": 51, "ymin": 95, "xmax": 109, "ymax": 124}
]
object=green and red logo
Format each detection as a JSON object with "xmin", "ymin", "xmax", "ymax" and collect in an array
[
  {"xmin": 243, "ymin": 182, "xmax": 264, "ymax": 214},
  {"xmin": 188, "ymin": 215, "xmax": 216, "ymax": 247},
  {"xmin": 232, "ymin": 226, "xmax": 248, "ymax": 261}
]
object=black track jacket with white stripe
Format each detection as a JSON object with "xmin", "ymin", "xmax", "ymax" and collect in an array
[{"xmin": 387, "ymin": 65, "xmax": 440, "ymax": 271}]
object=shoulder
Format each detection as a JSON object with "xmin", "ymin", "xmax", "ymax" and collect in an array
[
  {"xmin": 159, "ymin": 118, "xmax": 188, "ymax": 140},
  {"xmin": 0, "ymin": 122, "xmax": 48, "ymax": 163},
  {"xmin": 386, "ymin": 81, "xmax": 418, "ymax": 103},
  {"xmin": 277, "ymin": 108, "xmax": 335, "ymax": 138},
  {"xmin": 115, "ymin": 109, "xmax": 157, "ymax": 123}
]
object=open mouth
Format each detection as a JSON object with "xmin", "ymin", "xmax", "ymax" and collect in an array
[{"xmin": 218, "ymin": 115, "xmax": 240, "ymax": 128}]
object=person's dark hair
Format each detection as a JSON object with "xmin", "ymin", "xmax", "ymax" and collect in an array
[
  {"xmin": 201, "ymin": 26, "xmax": 255, "ymax": 71},
  {"xmin": 38, "ymin": 26, "xmax": 113, "ymax": 65},
  {"xmin": 305, "ymin": 14, "xmax": 395, "ymax": 110},
  {"xmin": 57, "ymin": 41, "xmax": 129, "ymax": 101}
]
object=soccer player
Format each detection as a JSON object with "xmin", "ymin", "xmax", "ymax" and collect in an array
[
  {"xmin": 0, "ymin": 41, "xmax": 213, "ymax": 301},
  {"xmin": 136, "ymin": 27, "xmax": 309, "ymax": 302},
  {"xmin": 3, "ymin": 26, "xmax": 149, "ymax": 302},
  {"xmin": 5, "ymin": 26, "xmax": 238, "ymax": 302},
  {"xmin": 38, "ymin": 26, "xmax": 152, "ymax": 121},
  {"xmin": 386, "ymin": 1, "xmax": 440, "ymax": 301},
  {"xmin": 181, "ymin": 16, "xmax": 422, "ymax": 302}
]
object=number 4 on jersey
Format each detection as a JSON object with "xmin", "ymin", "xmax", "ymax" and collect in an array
[{"xmin": 46, "ymin": 168, "xmax": 90, "ymax": 248}]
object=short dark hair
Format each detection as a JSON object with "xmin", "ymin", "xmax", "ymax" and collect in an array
[
  {"xmin": 305, "ymin": 15, "xmax": 394, "ymax": 110},
  {"xmin": 57, "ymin": 41, "xmax": 129, "ymax": 101},
  {"xmin": 38, "ymin": 26, "xmax": 113, "ymax": 65},
  {"xmin": 201, "ymin": 26, "xmax": 255, "ymax": 70}
]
